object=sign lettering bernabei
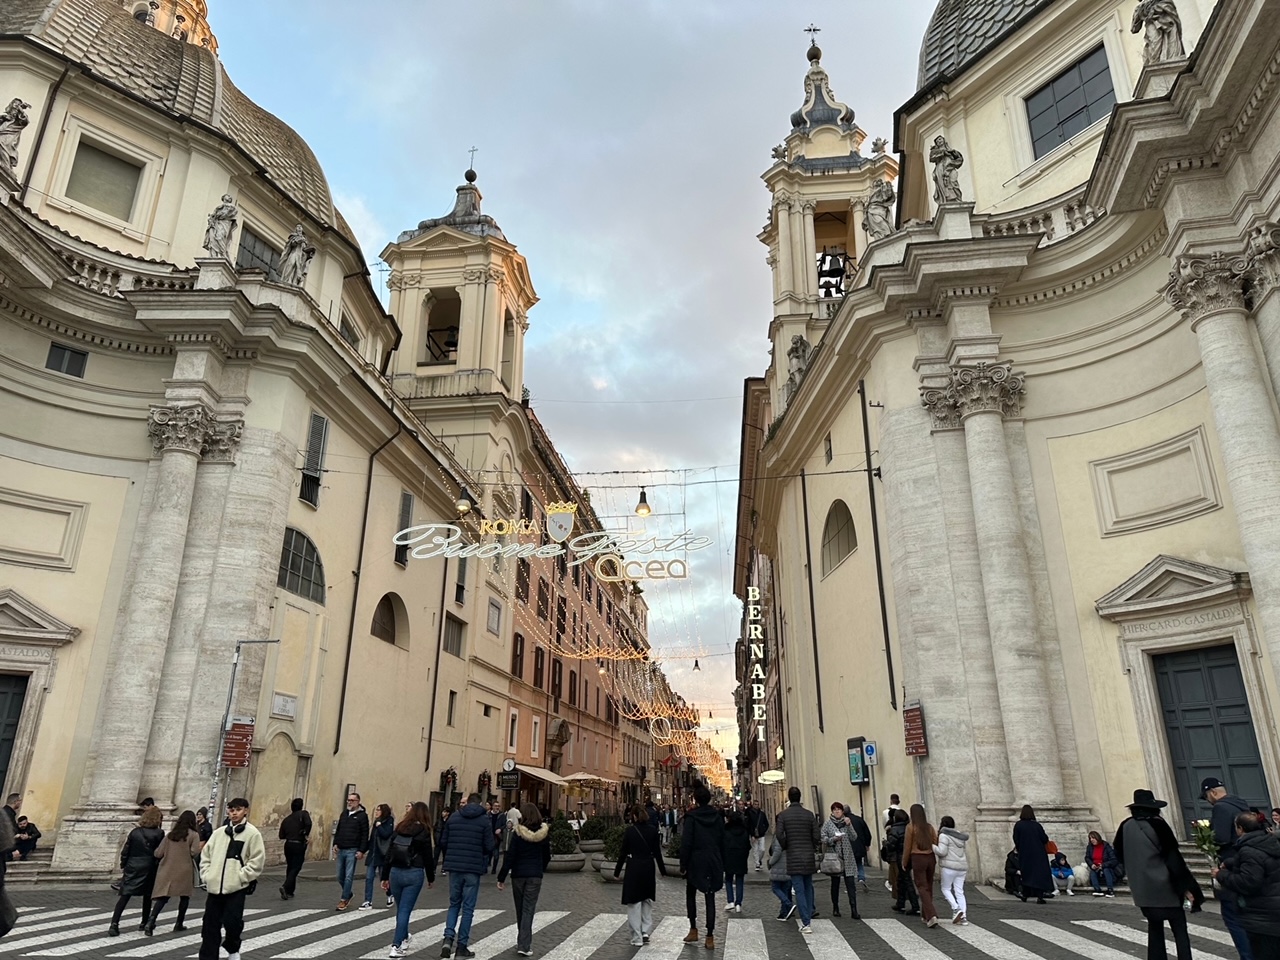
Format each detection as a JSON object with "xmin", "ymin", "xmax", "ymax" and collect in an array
[{"xmin": 903, "ymin": 701, "xmax": 928, "ymax": 758}]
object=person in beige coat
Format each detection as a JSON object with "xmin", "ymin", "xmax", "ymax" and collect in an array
[{"xmin": 146, "ymin": 811, "xmax": 204, "ymax": 936}]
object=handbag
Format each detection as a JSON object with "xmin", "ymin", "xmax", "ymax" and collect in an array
[{"xmin": 820, "ymin": 845, "xmax": 843, "ymax": 876}]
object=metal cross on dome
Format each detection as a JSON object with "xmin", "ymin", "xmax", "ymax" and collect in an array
[
  {"xmin": 468, "ymin": 146, "xmax": 477, "ymax": 168},
  {"xmin": 804, "ymin": 23, "xmax": 820, "ymax": 42}
]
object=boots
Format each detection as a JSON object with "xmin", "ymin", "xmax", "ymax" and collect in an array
[
  {"xmin": 831, "ymin": 904, "xmax": 840, "ymax": 917},
  {"xmin": 704, "ymin": 934, "xmax": 714, "ymax": 950},
  {"xmin": 107, "ymin": 924, "xmax": 120, "ymax": 937},
  {"xmin": 682, "ymin": 927, "xmax": 699, "ymax": 944}
]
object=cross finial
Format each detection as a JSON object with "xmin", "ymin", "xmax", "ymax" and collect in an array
[
  {"xmin": 468, "ymin": 146, "xmax": 478, "ymax": 169},
  {"xmin": 804, "ymin": 23, "xmax": 821, "ymax": 43}
]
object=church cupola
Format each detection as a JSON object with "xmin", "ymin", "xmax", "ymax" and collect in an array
[
  {"xmin": 122, "ymin": 0, "xmax": 218, "ymax": 51},
  {"xmin": 789, "ymin": 42, "xmax": 858, "ymax": 138}
]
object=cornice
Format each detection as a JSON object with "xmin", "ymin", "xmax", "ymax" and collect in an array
[{"xmin": 0, "ymin": 289, "xmax": 171, "ymax": 355}]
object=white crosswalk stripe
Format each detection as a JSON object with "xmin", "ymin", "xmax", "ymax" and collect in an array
[
  {"xmin": 0, "ymin": 908, "xmax": 110, "ymax": 941},
  {"xmin": 1075, "ymin": 917, "xmax": 1236, "ymax": 949},
  {"xmin": 943, "ymin": 919, "xmax": 1054, "ymax": 959},
  {"xmin": 359, "ymin": 909, "xmax": 504, "ymax": 959},
  {"xmin": 274, "ymin": 910, "xmax": 439, "ymax": 958},
  {"xmin": 802, "ymin": 918, "xmax": 862, "ymax": 959},
  {"xmin": 186, "ymin": 909, "xmax": 373, "ymax": 958},
  {"xmin": 24, "ymin": 911, "xmax": 269, "ymax": 957},
  {"xmin": 1074, "ymin": 919, "xmax": 1233, "ymax": 957},
  {"xmin": 536, "ymin": 913, "xmax": 626, "ymax": 959},
  {"xmin": 466, "ymin": 910, "xmax": 568, "ymax": 959},
  {"xmin": 864, "ymin": 917, "xmax": 954, "ymax": 958},
  {"xmin": 1005, "ymin": 918, "xmax": 1156, "ymax": 959},
  {"xmin": 723, "ymin": 917, "xmax": 768, "ymax": 959},
  {"xmin": 638, "ymin": 916, "xmax": 694, "ymax": 958}
]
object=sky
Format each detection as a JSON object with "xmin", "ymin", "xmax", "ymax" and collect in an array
[{"xmin": 213, "ymin": 0, "xmax": 934, "ymax": 762}]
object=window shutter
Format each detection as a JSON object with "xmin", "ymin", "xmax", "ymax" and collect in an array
[
  {"xmin": 299, "ymin": 413, "xmax": 328, "ymax": 506},
  {"xmin": 395, "ymin": 492, "xmax": 413, "ymax": 565}
]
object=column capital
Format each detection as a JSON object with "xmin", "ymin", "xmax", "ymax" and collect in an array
[
  {"xmin": 800, "ymin": 199, "xmax": 817, "ymax": 214},
  {"xmin": 951, "ymin": 360, "xmax": 1025, "ymax": 420},
  {"xmin": 920, "ymin": 383, "xmax": 961, "ymax": 430},
  {"xmin": 1164, "ymin": 251, "xmax": 1247, "ymax": 323},
  {"xmin": 1245, "ymin": 222, "xmax": 1280, "ymax": 304},
  {"xmin": 202, "ymin": 417, "xmax": 245, "ymax": 463},
  {"xmin": 148, "ymin": 403, "xmax": 212, "ymax": 456}
]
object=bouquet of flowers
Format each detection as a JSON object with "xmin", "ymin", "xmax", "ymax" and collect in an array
[{"xmin": 1191, "ymin": 819, "xmax": 1218, "ymax": 859}]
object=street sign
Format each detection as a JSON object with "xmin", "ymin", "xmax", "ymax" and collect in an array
[
  {"xmin": 903, "ymin": 701, "xmax": 928, "ymax": 757},
  {"xmin": 497, "ymin": 770, "xmax": 520, "ymax": 790},
  {"xmin": 221, "ymin": 720, "xmax": 255, "ymax": 768},
  {"xmin": 863, "ymin": 741, "xmax": 878, "ymax": 766}
]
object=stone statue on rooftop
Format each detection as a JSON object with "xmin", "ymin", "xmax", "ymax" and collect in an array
[
  {"xmin": 0, "ymin": 98, "xmax": 32, "ymax": 181},
  {"xmin": 1132, "ymin": 0, "xmax": 1185, "ymax": 64},
  {"xmin": 929, "ymin": 135, "xmax": 964, "ymax": 205},
  {"xmin": 863, "ymin": 178, "xmax": 896, "ymax": 241},
  {"xmin": 278, "ymin": 224, "xmax": 316, "ymax": 287},
  {"xmin": 871, "ymin": 137, "xmax": 888, "ymax": 155},
  {"xmin": 202, "ymin": 195, "xmax": 239, "ymax": 261}
]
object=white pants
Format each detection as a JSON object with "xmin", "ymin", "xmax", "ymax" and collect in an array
[
  {"xmin": 751, "ymin": 836, "xmax": 767, "ymax": 868},
  {"xmin": 626, "ymin": 899, "xmax": 654, "ymax": 943},
  {"xmin": 940, "ymin": 867, "xmax": 967, "ymax": 916},
  {"xmin": 1054, "ymin": 873, "xmax": 1074, "ymax": 893}
]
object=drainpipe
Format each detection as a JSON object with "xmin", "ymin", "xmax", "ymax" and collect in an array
[
  {"xmin": 424, "ymin": 554, "xmax": 450, "ymax": 773},
  {"xmin": 858, "ymin": 381, "xmax": 897, "ymax": 710},
  {"xmin": 19, "ymin": 64, "xmax": 73, "ymax": 205},
  {"xmin": 798, "ymin": 468, "xmax": 824, "ymax": 732}
]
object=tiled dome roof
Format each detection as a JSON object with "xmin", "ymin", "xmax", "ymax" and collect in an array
[
  {"xmin": 1, "ymin": 0, "xmax": 357, "ymax": 250},
  {"xmin": 917, "ymin": 0, "xmax": 1058, "ymax": 91}
]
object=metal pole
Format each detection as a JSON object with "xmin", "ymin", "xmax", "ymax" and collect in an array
[{"xmin": 208, "ymin": 639, "xmax": 278, "ymax": 817}]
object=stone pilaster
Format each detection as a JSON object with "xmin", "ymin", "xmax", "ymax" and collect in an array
[
  {"xmin": 1244, "ymin": 223, "xmax": 1280, "ymax": 403},
  {"xmin": 775, "ymin": 192, "xmax": 795, "ymax": 297},
  {"xmin": 800, "ymin": 200, "xmax": 817, "ymax": 300}
]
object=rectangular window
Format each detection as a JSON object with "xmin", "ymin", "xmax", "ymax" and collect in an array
[
  {"xmin": 533, "ymin": 647, "xmax": 545, "ymax": 689},
  {"xmin": 531, "ymin": 717, "xmax": 541, "ymax": 758},
  {"xmin": 394, "ymin": 491, "xmax": 413, "ymax": 565},
  {"xmin": 568, "ymin": 733, "xmax": 574, "ymax": 763},
  {"xmin": 537, "ymin": 578, "xmax": 549, "ymax": 620},
  {"xmin": 236, "ymin": 224, "xmax": 281, "ymax": 277},
  {"xmin": 555, "ymin": 596, "xmax": 566, "ymax": 637},
  {"xmin": 572, "ymin": 562, "xmax": 580, "ymax": 590},
  {"xmin": 65, "ymin": 141, "xmax": 141, "ymax": 221},
  {"xmin": 595, "ymin": 687, "xmax": 600, "ymax": 716},
  {"xmin": 511, "ymin": 633, "xmax": 525, "ymax": 679},
  {"xmin": 508, "ymin": 710, "xmax": 518, "ymax": 752},
  {"xmin": 584, "ymin": 575, "xmax": 593, "ymax": 604},
  {"xmin": 300, "ymin": 412, "xmax": 328, "ymax": 507},
  {"xmin": 45, "ymin": 342, "xmax": 88, "ymax": 378},
  {"xmin": 521, "ymin": 489, "xmax": 534, "ymax": 522},
  {"xmin": 551, "ymin": 658, "xmax": 563, "ymax": 699},
  {"xmin": 516, "ymin": 559, "xmax": 530, "ymax": 604},
  {"xmin": 338, "ymin": 316, "xmax": 361, "ymax": 349},
  {"xmin": 487, "ymin": 598, "xmax": 502, "ymax": 635},
  {"xmin": 556, "ymin": 552, "xmax": 567, "ymax": 581},
  {"xmin": 455, "ymin": 556, "xmax": 467, "ymax": 605},
  {"xmin": 482, "ymin": 704, "xmax": 494, "ymax": 718},
  {"xmin": 824, "ymin": 433, "xmax": 833, "ymax": 465},
  {"xmin": 443, "ymin": 614, "xmax": 464, "ymax": 658},
  {"xmin": 1025, "ymin": 46, "xmax": 1115, "ymax": 160},
  {"xmin": 568, "ymin": 669, "xmax": 578, "ymax": 706},
  {"xmin": 597, "ymin": 590, "xmax": 603, "ymax": 615},
  {"xmin": 606, "ymin": 601, "xmax": 613, "ymax": 627},
  {"xmin": 446, "ymin": 690, "xmax": 457, "ymax": 726}
]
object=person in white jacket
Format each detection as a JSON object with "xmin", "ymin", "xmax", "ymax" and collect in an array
[
  {"xmin": 198, "ymin": 799, "xmax": 266, "ymax": 960},
  {"xmin": 931, "ymin": 816, "xmax": 970, "ymax": 925}
]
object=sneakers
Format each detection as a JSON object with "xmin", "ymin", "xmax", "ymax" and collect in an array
[
  {"xmin": 630, "ymin": 939, "xmax": 644, "ymax": 947},
  {"xmin": 951, "ymin": 912, "xmax": 964, "ymax": 924},
  {"xmin": 858, "ymin": 879, "xmax": 868, "ymax": 891},
  {"xmin": 776, "ymin": 907, "xmax": 790, "ymax": 921},
  {"xmin": 643, "ymin": 935, "xmax": 650, "ymax": 944},
  {"xmin": 337, "ymin": 899, "xmax": 350, "ymax": 911},
  {"xmin": 389, "ymin": 948, "xmax": 405, "ymax": 959},
  {"xmin": 227, "ymin": 953, "xmax": 241, "ymax": 960},
  {"xmin": 440, "ymin": 938, "xmax": 453, "ymax": 959},
  {"xmin": 387, "ymin": 896, "xmax": 396, "ymax": 907},
  {"xmin": 1066, "ymin": 888, "xmax": 1075, "ymax": 896},
  {"xmin": 884, "ymin": 880, "xmax": 892, "ymax": 892},
  {"xmin": 800, "ymin": 925, "xmax": 813, "ymax": 935},
  {"xmin": 517, "ymin": 952, "xmax": 533, "ymax": 958},
  {"xmin": 359, "ymin": 902, "xmax": 374, "ymax": 911},
  {"xmin": 455, "ymin": 948, "xmax": 476, "ymax": 959},
  {"xmin": 926, "ymin": 916, "xmax": 939, "ymax": 928},
  {"xmin": 1092, "ymin": 891, "xmax": 1105, "ymax": 897},
  {"xmin": 1105, "ymin": 891, "xmax": 1116, "ymax": 898},
  {"xmin": 682, "ymin": 928, "xmax": 700, "ymax": 944}
]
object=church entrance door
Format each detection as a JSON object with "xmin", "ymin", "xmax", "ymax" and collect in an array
[{"xmin": 0, "ymin": 674, "xmax": 28, "ymax": 794}]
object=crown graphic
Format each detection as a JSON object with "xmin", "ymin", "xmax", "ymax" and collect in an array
[{"xmin": 545, "ymin": 501, "xmax": 579, "ymax": 514}]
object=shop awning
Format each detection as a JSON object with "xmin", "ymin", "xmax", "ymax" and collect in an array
[{"xmin": 518, "ymin": 766, "xmax": 567, "ymax": 787}]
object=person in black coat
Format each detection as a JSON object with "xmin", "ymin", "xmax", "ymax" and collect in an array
[
  {"xmin": 108, "ymin": 807, "xmax": 165, "ymax": 936},
  {"xmin": 1214, "ymin": 811, "xmax": 1280, "ymax": 959},
  {"xmin": 278, "ymin": 798, "xmax": 312, "ymax": 901},
  {"xmin": 378, "ymin": 801, "xmax": 435, "ymax": 957},
  {"xmin": 679, "ymin": 784, "xmax": 725, "ymax": 950},
  {"xmin": 722, "ymin": 811, "xmax": 751, "ymax": 913},
  {"xmin": 497, "ymin": 803, "xmax": 551, "ymax": 958},
  {"xmin": 1012, "ymin": 805, "xmax": 1053, "ymax": 904},
  {"xmin": 615, "ymin": 804, "xmax": 668, "ymax": 947}
]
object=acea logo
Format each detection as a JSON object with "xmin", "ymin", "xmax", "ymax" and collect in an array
[{"xmin": 392, "ymin": 500, "xmax": 713, "ymax": 583}]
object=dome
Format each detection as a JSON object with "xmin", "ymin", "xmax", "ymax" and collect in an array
[
  {"xmin": 917, "ymin": 0, "xmax": 1057, "ymax": 92},
  {"xmin": 0, "ymin": 0, "xmax": 358, "ymax": 250}
]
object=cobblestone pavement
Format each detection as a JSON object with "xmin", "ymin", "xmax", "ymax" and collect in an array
[{"xmin": 0, "ymin": 869, "xmax": 1238, "ymax": 960}]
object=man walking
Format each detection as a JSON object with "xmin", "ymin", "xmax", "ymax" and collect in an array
[
  {"xmin": 199, "ymin": 799, "xmax": 265, "ymax": 960},
  {"xmin": 438, "ymin": 793, "xmax": 494, "ymax": 959},
  {"xmin": 748, "ymin": 800, "xmax": 770, "ymax": 871},
  {"xmin": 679, "ymin": 784, "xmax": 725, "ymax": 951},
  {"xmin": 776, "ymin": 785, "xmax": 821, "ymax": 935},
  {"xmin": 487, "ymin": 802, "xmax": 504, "ymax": 875},
  {"xmin": 1202, "ymin": 777, "xmax": 1255, "ymax": 960},
  {"xmin": 333, "ymin": 792, "xmax": 369, "ymax": 910},
  {"xmin": 278, "ymin": 798, "xmax": 312, "ymax": 901}
]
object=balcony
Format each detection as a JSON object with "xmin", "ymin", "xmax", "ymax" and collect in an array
[{"xmin": 390, "ymin": 368, "xmax": 505, "ymax": 401}]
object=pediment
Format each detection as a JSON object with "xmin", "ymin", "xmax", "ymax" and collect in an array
[
  {"xmin": 0, "ymin": 588, "xmax": 79, "ymax": 645},
  {"xmin": 1095, "ymin": 555, "xmax": 1248, "ymax": 621}
]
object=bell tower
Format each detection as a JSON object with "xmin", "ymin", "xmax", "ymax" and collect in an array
[{"xmin": 759, "ymin": 38, "xmax": 896, "ymax": 413}]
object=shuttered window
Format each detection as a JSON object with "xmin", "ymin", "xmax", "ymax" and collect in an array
[
  {"xmin": 394, "ymin": 491, "xmax": 413, "ymax": 565},
  {"xmin": 511, "ymin": 633, "xmax": 525, "ymax": 679},
  {"xmin": 65, "ymin": 141, "xmax": 141, "ymax": 221},
  {"xmin": 300, "ymin": 413, "xmax": 328, "ymax": 506},
  {"xmin": 455, "ymin": 556, "xmax": 467, "ymax": 605},
  {"xmin": 443, "ymin": 615, "xmax": 464, "ymax": 658}
]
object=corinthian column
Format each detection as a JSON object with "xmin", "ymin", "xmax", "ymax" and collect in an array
[
  {"xmin": 1245, "ymin": 224, "xmax": 1280, "ymax": 401},
  {"xmin": 1167, "ymin": 250, "xmax": 1280, "ymax": 693},
  {"xmin": 776, "ymin": 193, "xmax": 795, "ymax": 296},
  {"xmin": 952, "ymin": 361, "xmax": 1065, "ymax": 804}
]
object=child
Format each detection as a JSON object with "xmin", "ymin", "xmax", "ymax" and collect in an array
[
  {"xmin": 1050, "ymin": 850, "xmax": 1075, "ymax": 896},
  {"xmin": 932, "ymin": 815, "xmax": 969, "ymax": 924},
  {"xmin": 766, "ymin": 836, "xmax": 795, "ymax": 920}
]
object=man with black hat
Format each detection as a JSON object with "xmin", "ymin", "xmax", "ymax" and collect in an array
[{"xmin": 1201, "ymin": 776, "xmax": 1255, "ymax": 960}]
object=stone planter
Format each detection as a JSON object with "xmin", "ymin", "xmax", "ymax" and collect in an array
[
  {"xmin": 663, "ymin": 856, "xmax": 682, "ymax": 874},
  {"xmin": 590, "ymin": 853, "xmax": 604, "ymax": 872},
  {"xmin": 600, "ymin": 859, "xmax": 623, "ymax": 881},
  {"xmin": 578, "ymin": 839, "xmax": 605, "ymax": 853},
  {"xmin": 546, "ymin": 852, "xmax": 585, "ymax": 872}
]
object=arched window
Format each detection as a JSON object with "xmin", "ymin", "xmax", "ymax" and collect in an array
[
  {"xmin": 371, "ymin": 595, "xmax": 396, "ymax": 643},
  {"xmin": 820, "ymin": 500, "xmax": 857, "ymax": 576},
  {"xmin": 277, "ymin": 527, "xmax": 326, "ymax": 603}
]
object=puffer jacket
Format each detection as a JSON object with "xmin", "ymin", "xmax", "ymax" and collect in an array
[
  {"xmin": 497, "ymin": 823, "xmax": 551, "ymax": 881},
  {"xmin": 333, "ymin": 806, "xmax": 369, "ymax": 852},
  {"xmin": 767, "ymin": 836, "xmax": 789, "ymax": 883},
  {"xmin": 775, "ymin": 802, "xmax": 821, "ymax": 876},
  {"xmin": 679, "ymin": 803, "xmax": 726, "ymax": 893},
  {"xmin": 1216, "ymin": 828, "xmax": 1280, "ymax": 936},
  {"xmin": 439, "ymin": 801, "xmax": 495, "ymax": 875},
  {"xmin": 199, "ymin": 820, "xmax": 265, "ymax": 895},
  {"xmin": 932, "ymin": 827, "xmax": 969, "ymax": 872}
]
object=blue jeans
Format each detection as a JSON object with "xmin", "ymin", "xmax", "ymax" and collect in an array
[
  {"xmin": 1220, "ymin": 896, "xmax": 1255, "ymax": 960},
  {"xmin": 445, "ymin": 872, "xmax": 481, "ymax": 947},
  {"xmin": 388, "ymin": 866, "xmax": 425, "ymax": 947},
  {"xmin": 1088, "ymin": 866, "xmax": 1114, "ymax": 892},
  {"xmin": 770, "ymin": 880, "xmax": 793, "ymax": 914},
  {"xmin": 725, "ymin": 873, "xmax": 744, "ymax": 906},
  {"xmin": 856, "ymin": 855, "xmax": 866, "ymax": 882},
  {"xmin": 336, "ymin": 849, "xmax": 359, "ymax": 900},
  {"xmin": 364, "ymin": 855, "xmax": 384, "ymax": 904},
  {"xmin": 791, "ymin": 873, "xmax": 815, "ymax": 925}
]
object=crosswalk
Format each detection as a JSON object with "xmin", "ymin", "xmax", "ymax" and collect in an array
[{"xmin": 0, "ymin": 904, "xmax": 1243, "ymax": 959}]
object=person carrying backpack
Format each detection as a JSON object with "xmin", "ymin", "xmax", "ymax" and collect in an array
[{"xmin": 380, "ymin": 802, "xmax": 435, "ymax": 959}]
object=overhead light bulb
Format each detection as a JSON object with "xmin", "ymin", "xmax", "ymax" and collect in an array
[
  {"xmin": 635, "ymin": 487, "xmax": 651, "ymax": 517},
  {"xmin": 692, "ymin": 659, "xmax": 700, "ymax": 672}
]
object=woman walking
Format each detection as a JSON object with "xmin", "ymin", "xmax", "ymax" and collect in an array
[
  {"xmin": 886, "ymin": 809, "xmax": 919, "ymax": 915},
  {"xmin": 820, "ymin": 803, "xmax": 860, "ymax": 919},
  {"xmin": 722, "ymin": 810, "xmax": 750, "ymax": 913},
  {"xmin": 679, "ymin": 784, "xmax": 725, "ymax": 951},
  {"xmin": 108, "ymin": 807, "xmax": 165, "ymax": 936},
  {"xmin": 901, "ymin": 804, "xmax": 939, "ymax": 927},
  {"xmin": 614, "ymin": 804, "xmax": 668, "ymax": 946},
  {"xmin": 1084, "ymin": 830, "xmax": 1118, "ymax": 898},
  {"xmin": 498, "ymin": 803, "xmax": 551, "ymax": 958},
  {"xmin": 767, "ymin": 835, "xmax": 795, "ymax": 920},
  {"xmin": 1214, "ymin": 811, "xmax": 1280, "ymax": 959},
  {"xmin": 932, "ymin": 816, "xmax": 969, "ymax": 924},
  {"xmin": 1012, "ymin": 805, "xmax": 1053, "ymax": 905},
  {"xmin": 146, "ymin": 810, "xmax": 203, "ymax": 935},
  {"xmin": 379, "ymin": 802, "xmax": 435, "ymax": 959},
  {"xmin": 361, "ymin": 804, "xmax": 396, "ymax": 910}
]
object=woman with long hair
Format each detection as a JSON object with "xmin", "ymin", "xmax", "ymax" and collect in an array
[
  {"xmin": 722, "ymin": 810, "xmax": 750, "ymax": 913},
  {"xmin": 1084, "ymin": 830, "xmax": 1118, "ymax": 898},
  {"xmin": 901, "ymin": 804, "xmax": 940, "ymax": 927},
  {"xmin": 499, "ymin": 803, "xmax": 552, "ymax": 957},
  {"xmin": 362, "ymin": 804, "xmax": 396, "ymax": 910},
  {"xmin": 1012, "ymin": 805, "xmax": 1054, "ymax": 905},
  {"xmin": 379, "ymin": 802, "xmax": 435, "ymax": 959},
  {"xmin": 932, "ymin": 815, "xmax": 970, "ymax": 924},
  {"xmin": 146, "ymin": 810, "xmax": 203, "ymax": 935},
  {"xmin": 108, "ymin": 806, "xmax": 165, "ymax": 936},
  {"xmin": 615, "ymin": 804, "xmax": 668, "ymax": 946}
]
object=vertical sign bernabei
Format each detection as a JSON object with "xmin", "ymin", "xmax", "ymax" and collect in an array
[{"xmin": 746, "ymin": 586, "xmax": 766, "ymax": 741}]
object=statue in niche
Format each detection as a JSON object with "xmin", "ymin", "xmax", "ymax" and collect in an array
[
  {"xmin": 278, "ymin": 224, "xmax": 316, "ymax": 287},
  {"xmin": 862, "ymin": 177, "xmax": 896, "ymax": 241},
  {"xmin": 1132, "ymin": 0, "xmax": 1185, "ymax": 65},
  {"xmin": 930, "ymin": 135, "xmax": 964, "ymax": 205},
  {"xmin": 0, "ymin": 98, "xmax": 32, "ymax": 180},
  {"xmin": 201, "ymin": 194, "xmax": 239, "ymax": 260}
]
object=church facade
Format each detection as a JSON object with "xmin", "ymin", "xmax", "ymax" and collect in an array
[{"xmin": 735, "ymin": 0, "xmax": 1280, "ymax": 880}]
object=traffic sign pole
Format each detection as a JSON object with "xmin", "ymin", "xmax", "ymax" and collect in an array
[{"xmin": 207, "ymin": 638, "xmax": 278, "ymax": 818}]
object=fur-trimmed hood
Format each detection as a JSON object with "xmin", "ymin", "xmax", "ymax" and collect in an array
[{"xmin": 515, "ymin": 823, "xmax": 549, "ymax": 842}]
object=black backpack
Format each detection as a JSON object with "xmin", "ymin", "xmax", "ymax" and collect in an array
[{"xmin": 387, "ymin": 833, "xmax": 414, "ymax": 868}]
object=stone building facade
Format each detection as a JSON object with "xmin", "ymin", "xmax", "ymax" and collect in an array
[{"xmin": 735, "ymin": 0, "xmax": 1280, "ymax": 880}]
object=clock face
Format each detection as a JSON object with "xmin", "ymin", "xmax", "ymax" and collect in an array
[{"xmin": 502, "ymin": 758, "xmax": 516, "ymax": 772}]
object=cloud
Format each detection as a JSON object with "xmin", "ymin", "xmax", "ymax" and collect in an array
[{"xmin": 331, "ymin": 190, "xmax": 387, "ymax": 262}]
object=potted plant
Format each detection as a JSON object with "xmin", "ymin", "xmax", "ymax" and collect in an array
[
  {"xmin": 663, "ymin": 830, "xmax": 682, "ymax": 874},
  {"xmin": 546, "ymin": 813, "xmax": 584, "ymax": 872},
  {"xmin": 578, "ymin": 816, "xmax": 607, "ymax": 854},
  {"xmin": 599, "ymin": 825, "xmax": 626, "ymax": 881}
]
